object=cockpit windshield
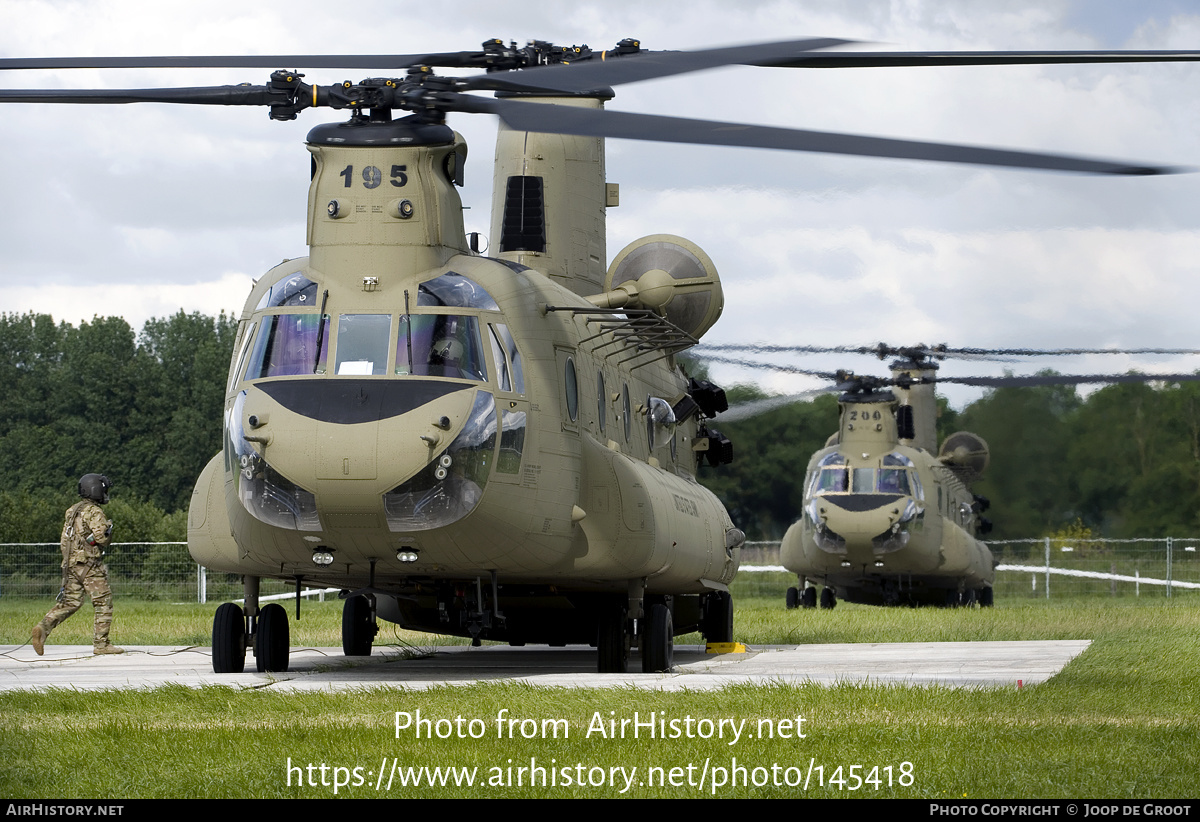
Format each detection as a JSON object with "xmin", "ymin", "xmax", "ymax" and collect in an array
[
  {"xmin": 396, "ymin": 314, "xmax": 488, "ymax": 381},
  {"xmin": 244, "ymin": 313, "xmax": 329, "ymax": 379},
  {"xmin": 808, "ymin": 451, "xmax": 918, "ymax": 498}
]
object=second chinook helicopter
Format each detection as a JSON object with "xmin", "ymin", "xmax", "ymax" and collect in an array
[
  {"xmin": 702, "ymin": 344, "xmax": 1200, "ymax": 608},
  {"xmin": 3, "ymin": 36, "xmax": 1197, "ymax": 671}
]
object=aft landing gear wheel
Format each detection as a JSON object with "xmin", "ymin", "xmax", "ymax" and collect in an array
[
  {"xmin": 212, "ymin": 602, "xmax": 246, "ymax": 674},
  {"xmin": 255, "ymin": 603, "xmax": 290, "ymax": 673},
  {"xmin": 962, "ymin": 588, "xmax": 978, "ymax": 607},
  {"xmin": 597, "ymin": 606, "xmax": 630, "ymax": 673},
  {"xmin": 979, "ymin": 587, "xmax": 994, "ymax": 607},
  {"xmin": 642, "ymin": 603, "xmax": 674, "ymax": 673},
  {"xmin": 785, "ymin": 587, "xmax": 799, "ymax": 610},
  {"xmin": 801, "ymin": 587, "xmax": 817, "ymax": 609},
  {"xmin": 342, "ymin": 595, "xmax": 378, "ymax": 656},
  {"xmin": 703, "ymin": 591, "xmax": 734, "ymax": 644},
  {"xmin": 819, "ymin": 587, "xmax": 837, "ymax": 610}
]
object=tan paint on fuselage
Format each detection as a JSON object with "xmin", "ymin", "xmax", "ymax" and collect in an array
[{"xmin": 188, "ymin": 122, "xmax": 738, "ymax": 600}]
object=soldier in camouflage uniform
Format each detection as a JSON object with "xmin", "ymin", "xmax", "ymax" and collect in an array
[{"xmin": 30, "ymin": 474, "xmax": 125, "ymax": 655}]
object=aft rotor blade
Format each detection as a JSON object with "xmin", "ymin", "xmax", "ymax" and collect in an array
[
  {"xmin": 461, "ymin": 37, "xmax": 853, "ymax": 93},
  {"xmin": 944, "ymin": 373, "xmax": 1200, "ymax": 388},
  {"xmin": 471, "ymin": 96, "xmax": 1179, "ymax": 174},
  {"xmin": 764, "ymin": 49, "xmax": 1200, "ymax": 69}
]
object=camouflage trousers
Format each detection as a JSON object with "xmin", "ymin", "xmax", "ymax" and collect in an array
[{"xmin": 37, "ymin": 560, "xmax": 114, "ymax": 646}]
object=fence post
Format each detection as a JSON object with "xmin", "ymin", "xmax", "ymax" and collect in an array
[
  {"xmin": 1166, "ymin": 537, "xmax": 1173, "ymax": 599},
  {"xmin": 1044, "ymin": 536, "xmax": 1051, "ymax": 600}
]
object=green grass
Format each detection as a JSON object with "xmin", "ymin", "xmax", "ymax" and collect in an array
[{"xmin": 2, "ymin": 593, "xmax": 1199, "ymax": 799}]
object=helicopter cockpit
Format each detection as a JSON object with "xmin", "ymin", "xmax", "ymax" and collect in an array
[
  {"xmin": 805, "ymin": 451, "xmax": 925, "ymax": 553},
  {"xmin": 226, "ymin": 270, "xmax": 528, "ymax": 534}
]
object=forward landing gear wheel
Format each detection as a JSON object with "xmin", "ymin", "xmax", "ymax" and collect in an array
[
  {"xmin": 785, "ymin": 587, "xmax": 799, "ymax": 610},
  {"xmin": 979, "ymin": 587, "xmax": 994, "ymax": 607},
  {"xmin": 801, "ymin": 587, "xmax": 817, "ymax": 609},
  {"xmin": 212, "ymin": 602, "xmax": 246, "ymax": 674},
  {"xmin": 703, "ymin": 591, "xmax": 734, "ymax": 644},
  {"xmin": 962, "ymin": 588, "xmax": 978, "ymax": 607},
  {"xmin": 342, "ymin": 594, "xmax": 377, "ymax": 656},
  {"xmin": 597, "ymin": 606, "xmax": 630, "ymax": 673},
  {"xmin": 255, "ymin": 603, "xmax": 290, "ymax": 673},
  {"xmin": 819, "ymin": 587, "xmax": 837, "ymax": 610},
  {"xmin": 642, "ymin": 603, "xmax": 674, "ymax": 673}
]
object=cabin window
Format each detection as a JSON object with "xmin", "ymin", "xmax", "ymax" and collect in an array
[
  {"xmin": 335, "ymin": 314, "xmax": 391, "ymax": 375},
  {"xmin": 396, "ymin": 314, "xmax": 488, "ymax": 381},
  {"xmin": 622, "ymin": 384, "xmax": 632, "ymax": 442},
  {"xmin": 564, "ymin": 357, "xmax": 579, "ymax": 422},
  {"xmin": 243, "ymin": 313, "xmax": 329, "ymax": 380},
  {"xmin": 597, "ymin": 372, "xmax": 606, "ymax": 433}
]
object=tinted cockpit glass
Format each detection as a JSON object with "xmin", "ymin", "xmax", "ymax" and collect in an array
[
  {"xmin": 417, "ymin": 273, "xmax": 499, "ymax": 310},
  {"xmin": 256, "ymin": 273, "xmax": 318, "ymax": 309},
  {"xmin": 396, "ymin": 314, "xmax": 487, "ymax": 381},
  {"xmin": 243, "ymin": 314, "xmax": 329, "ymax": 380}
]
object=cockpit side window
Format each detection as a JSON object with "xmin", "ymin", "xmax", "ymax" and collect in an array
[{"xmin": 243, "ymin": 313, "xmax": 329, "ymax": 380}]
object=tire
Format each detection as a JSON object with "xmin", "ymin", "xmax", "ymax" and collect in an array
[
  {"xmin": 341, "ymin": 595, "xmax": 376, "ymax": 657},
  {"xmin": 785, "ymin": 587, "xmax": 799, "ymax": 610},
  {"xmin": 212, "ymin": 602, "xmax": 245, "ymax": 674},
  {"xmin": 979, "ymin": 587, "xmax": 994, "ymax": 608},
  {"xmin": 597, "ymin": 606, "xmax": 629, "ymax": 673},
  {"xmin": 256, "ymin": 603, "xmax": 290, "ymax": 673},
  {"xmin": 642, "ymin": 603, "xmax": 674, "ymax": 673},
  {"xmin": 819, "ymin": 587, "xmax": 837, "ymax": 610},
  {"xmin": 703, "ymin": 591, "xmax": 734, "ymax": 643},
  {"xmin": 801, "ymin": 587, "xmax": 817, "ymax": 609},
  {"xmin": 962, "ymin": 588, "xmax": 978, "ymax": 607}
]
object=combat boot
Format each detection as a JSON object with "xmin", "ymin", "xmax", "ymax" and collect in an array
[
  {"xmin": 31, "ymin": 625, "xmax": 45, "ymax": 656},
  {"xmin": 93, "ymin": 643, "xmax": 125, "ymax": 655}
]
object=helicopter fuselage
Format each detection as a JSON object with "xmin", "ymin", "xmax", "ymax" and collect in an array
[
  {"xmin": 188, "ymin": 113, "xmax": 740, "ymax": 648},
  {"xmin": 780, "ymin": 383, "xmax": 994, "ymax": 607}
]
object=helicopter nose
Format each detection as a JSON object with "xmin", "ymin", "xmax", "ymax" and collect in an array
[{"xmin": 816, "ymin": 493, "xmax": 908, "ymax": 546}]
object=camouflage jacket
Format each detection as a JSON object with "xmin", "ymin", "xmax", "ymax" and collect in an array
[{"xmin": 60, "ymin": 500, "xmax": 112, "ymax": 566}]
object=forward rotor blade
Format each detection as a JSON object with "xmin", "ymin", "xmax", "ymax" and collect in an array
[
  {"xmin": 763, "ymin": 49, "xmax": 1200, "ymax": 69},
  {"xmin": 460, "ymin": 37, "xmax": 853, "ymax": 93},
  {"xmin": 471, "ymin": 96, "xmax": 1179, "ymax": 174},
  {"xmin": 0, "ymin": 85, "xmax": 279, "ymax": 105},
  {"xmin": 0, "ymin": 53, "xmax": 490, "ymax": 71},
  {"xmin": 713, "ymin": 390, "xmax": 837, "ymax": 423}
]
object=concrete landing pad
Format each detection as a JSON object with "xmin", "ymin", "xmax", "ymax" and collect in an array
[{"xmin": 0, "ymin": 640, "xmax": 1090, "ymax": 692}]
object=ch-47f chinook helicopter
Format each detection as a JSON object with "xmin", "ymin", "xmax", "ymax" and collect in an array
[
  {"xmin": 701, "ymin": 344, "xmax": 1200, "ymax": 608},
  {"xmin": 4, "ymin": 37, "xmax": 1199, "ymax": 672}
]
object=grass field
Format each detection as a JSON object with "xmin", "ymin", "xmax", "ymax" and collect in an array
[{"xmin": 1, "ymin": 585, "xmax": 1198, "ymax": 799}]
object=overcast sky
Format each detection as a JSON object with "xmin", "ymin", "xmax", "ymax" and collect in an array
[{"xmin": 3, "ymin": 0, "xmax": 1200, "ymax": 407}]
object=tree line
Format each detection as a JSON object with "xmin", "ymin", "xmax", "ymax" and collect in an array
[
  {"xmin": 0, "ymin": 311, "xmax": 235, "ymax": 545},
  {"xmin": 2, "ymin": 310, "xmax": 1196, "ymax": 547}
]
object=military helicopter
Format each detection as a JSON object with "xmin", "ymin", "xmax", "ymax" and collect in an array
[
  {"xmin": 3, "ymin": 38, "xmax": 1198, "ymax": 672},
  {"xmin": 701, "ymin": 343, "xmax": 1200, "ymax": 608}
]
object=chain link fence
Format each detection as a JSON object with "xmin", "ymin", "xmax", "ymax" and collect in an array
[
  {"xmin": 732, "ymin": 539, "xmax": 1200, "ymax": 601},
  {"xmin": 4, "ymin": 538, "xmax": 1199, "ymax": 603}
]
